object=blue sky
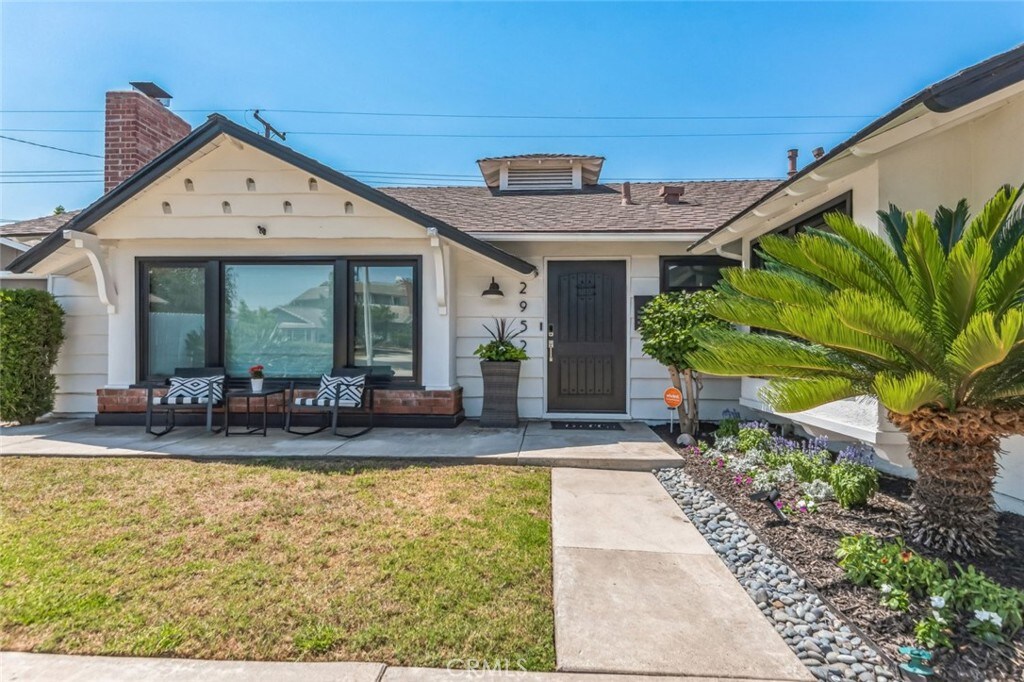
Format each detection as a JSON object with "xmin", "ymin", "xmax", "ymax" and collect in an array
[{"xmin": 2, "ymin": 1, "xmax": 1023, "ymax": 222}]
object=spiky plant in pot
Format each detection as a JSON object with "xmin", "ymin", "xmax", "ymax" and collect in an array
[{"xmin": 688, "ymin": 185, "xmax": 1024, "ymax": 557}]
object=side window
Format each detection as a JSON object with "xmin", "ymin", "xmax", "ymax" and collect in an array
[
  {"xmin": 660, "ymin": 256, "xmax": 731, "ymax": 293},
  {"xmin": 751, "ymin": 192, "xmax": 851, "ymax": 269}
]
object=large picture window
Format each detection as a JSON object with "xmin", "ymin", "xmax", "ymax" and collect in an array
[
  {"xmin": 224, "ymin": 263, "xmax": 335, "ymax": 378},
  {"xmin": 138, "ymin": 257, "xmax": 420, "ymax": 385},
  {"xmin": 751, "ymin": 192, "xmax": 852, "ymax": 269}
]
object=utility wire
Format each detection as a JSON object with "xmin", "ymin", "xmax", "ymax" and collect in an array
[
  {"xmin": 0, "ymin": 134, "xmax": 102, "ymax": 158},
  {"xmin": 0, "ymin": 179, "xmax": 101, "ymax": 184},
  {"xmin": 0, "ymin": 107, "xmax": 876, "ymax": 120},
  {"xmin": 287, "ymin": 130, "xmax": 852, "ymax": 139}
]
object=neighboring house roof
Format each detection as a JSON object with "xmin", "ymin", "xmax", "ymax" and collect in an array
[
  {"xmin": 382, "ymin": 180, "xmax": 779, "ymax": 234},
  {"xmin": 0, "ymin": 211, "xmax": 80, "ymax": 238},
  {"xmin": 690, "ymin": 41, "xmax": 1024, "ymax": 252},
  {"xmin": 7, "ymin": 115, "xmax": 538, "ymax": 276}
]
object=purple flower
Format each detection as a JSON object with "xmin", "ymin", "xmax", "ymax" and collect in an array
[
  {"xmin": 774, "ymin": 500, "xmax": 784, "ymax": 509},
  {"xmin": 837, "ymin": 443, "xmax": 875, "ymax": 466}
]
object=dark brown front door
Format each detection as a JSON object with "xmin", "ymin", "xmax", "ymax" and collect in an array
[{"xmin": 547, "ymin": 260, "xmax": 627, "ymax": 413}]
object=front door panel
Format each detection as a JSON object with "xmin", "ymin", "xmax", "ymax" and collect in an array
[{"xmin": 547, "ymin": 261, "xmax": 627, "ymax": 413}]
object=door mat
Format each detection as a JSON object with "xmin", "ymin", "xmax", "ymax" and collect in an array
[{"xmin": 550, "ymin": 421, "xmax": 624, "ymax": 431}]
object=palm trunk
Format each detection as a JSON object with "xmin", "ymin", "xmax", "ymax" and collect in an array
[{"xmin": 892, "ymin": 409, "xmax": 1001, "ymax": 557}]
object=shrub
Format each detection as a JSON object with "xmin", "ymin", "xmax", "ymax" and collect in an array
[
  {"xmin": 828, "ymin": 461, "xmax": 880, "ymax": 508},
  {"xmin": 0, "ymin": 289, "xmax": 65, "ymax": 424},
  {"xmin": 736, "ymin": 424, "xmax": 771, "ymax": 453},
  {"xmin": 638, "ymin": 290, "xmax": 728, "ymax": 434}
]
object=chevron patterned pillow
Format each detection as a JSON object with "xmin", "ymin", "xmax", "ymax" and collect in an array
[
  {"xmin": 166, "ymin": 376, "xmax": 224, "ymax": 403},
  {"xmin": 317, "ymin": 374, "xmax": 366, "ymax": 404}
]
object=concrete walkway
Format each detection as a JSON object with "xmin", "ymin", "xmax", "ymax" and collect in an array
[
  {"xmin": 551, "ymin": 468, "xmax": 812, "ymax": 681},
  {"xmin": 0, "ymin": 420, "xmax": 681, "ymax": 471},
  {"xmin": 0, "ymin": 653, "xmax": 800, "ymax": 682}
]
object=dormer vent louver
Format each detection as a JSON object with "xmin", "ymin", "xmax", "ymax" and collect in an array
[{"xmin": 506, "ymin": 166, "xmax": 574, "ymax": 191}]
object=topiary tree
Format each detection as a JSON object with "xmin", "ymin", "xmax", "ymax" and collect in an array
[
  {"xmin": 686, "ymin": 185, "xmax": 1024, "ymax": 557},
  {"xmin": 638, "ymin": 290, "xmax": 727, "ymax": 435},
  {"xmin": 0, "ymin": 289, "xmax": 65, "ymax": 424}
]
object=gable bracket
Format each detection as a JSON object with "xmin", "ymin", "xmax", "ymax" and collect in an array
[
  {"xmin": 426, "ymin": 227, "xmax": 448, "ymax": 316},
  {"xmin": 63, "ymin": 230, "xmax": 117, "ymax": 313}
]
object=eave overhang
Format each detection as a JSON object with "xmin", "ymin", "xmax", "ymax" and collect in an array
[
  {"xmin": 689, "ymin": 42, "xmax": 1024, "ymax": 254},
  {"xmin": 8, "ymin": 114, "xmax": 538, "ymax": 277}
]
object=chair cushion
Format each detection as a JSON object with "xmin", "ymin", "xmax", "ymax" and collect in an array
[
  {"xmin": 165, "ymin": 375, "xmax": 224, "ymax": 403},
  {"xmin": 316, "ymin": 374, "xmax": 365, "ymax": 404},
  {"xmin": 154, "ymin": 395, "xmax": 210, "ymax": 406},
  {"xmin": 294, "ymin": 397, "xmax": 360, "ymax": 408}
]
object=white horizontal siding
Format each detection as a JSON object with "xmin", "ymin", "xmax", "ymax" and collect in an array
[{"xmin": 50, "ymin": 272, "xmax": 107, "ymax": 415}]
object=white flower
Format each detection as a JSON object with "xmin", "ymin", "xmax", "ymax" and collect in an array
[
  {"xmin": 930, "ymin": 596, "xmax": 946, "ymax": 609},
  {"xmin": 807, "ymin": 500, "xmax": 816, "ymax": 508},
  {"xmin": 880, "ymin": 584, "xmax": 893, "ymax": 594},
  {"xmin": 931, "ymin": 610, "xmax": 946, "ymax": 623},
  {"xmin": 991, "ymin": 612, "xmax": 1003, "ymax": 628},
  {"xmin": 974, "ymin": 610, "xmax": 993, "ymax": 623}
]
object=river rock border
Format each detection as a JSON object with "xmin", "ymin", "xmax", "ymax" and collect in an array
[{"xmin": 656, "ymin": 467, "xmax": 897, "ymax": 682}]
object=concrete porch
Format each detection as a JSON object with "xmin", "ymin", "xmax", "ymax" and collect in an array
[{"xmin": 0, "ymin": 419, "xmax": 683, "ymax": 471}]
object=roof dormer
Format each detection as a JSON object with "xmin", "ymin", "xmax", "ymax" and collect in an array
[{"xmin": 477, "ymin": 154, "xmax": 604, "ymax": 191}]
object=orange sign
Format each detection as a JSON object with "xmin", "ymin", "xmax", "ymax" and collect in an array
[{"xmin": 663, "ymin": 387, "xmax": 683, "ymax": 408}]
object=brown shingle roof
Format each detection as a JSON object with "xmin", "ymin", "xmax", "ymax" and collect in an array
[
  {"xmin": 381, "ymin": 180, "xmax": 780, "ymax": 233},
  {"xmin": 0, "ymin": 211, "xmax": 80, "ymax": 238}
]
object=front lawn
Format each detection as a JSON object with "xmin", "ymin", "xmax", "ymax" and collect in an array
[{"xmin": 0, "ymin": 458, "xmax": 554, "ymax": 668}]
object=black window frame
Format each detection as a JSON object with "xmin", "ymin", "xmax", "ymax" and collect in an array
[
  {"xmin": 136, "ymin": 255, "xmax": 422, "ymax": 387},
  {"xmin": 751, "ymin": 191, "xmax": 853, "ymax": 268},
  {"xmin": 659, "ymin": 255, "xmax": 733, "ymax": 293}
]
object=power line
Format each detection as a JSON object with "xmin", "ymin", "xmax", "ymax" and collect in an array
[
  {"xmin": 266, "ymin": 109, "xmax": 877, "ymax": 121},
  {"xmin": 0, "ymin": 134, "xmax": 102, "ymax": 158},
  {"xmin": 0, "ymin": 107, "xmax": 876, "ymax": 120},
  {"xmin": 288, "ymin": 130, "xmax": 853, "ymax": 139},
  {"xmin": 0, "ymin": 179, "xmax": 101, "ymax": 184},
  {"xmin": 0, "ymin": 129, "xmax": 102, "ymax": 133}
]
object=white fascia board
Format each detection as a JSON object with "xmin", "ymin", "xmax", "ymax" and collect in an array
[{"xmin": 468, "ymin": 231, "xmax": 704, "ymax": 242}]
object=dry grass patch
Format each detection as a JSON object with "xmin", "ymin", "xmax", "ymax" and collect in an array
[{"xmin": 0, "ymin": 458, "xmax": 553, "ymax": 668}]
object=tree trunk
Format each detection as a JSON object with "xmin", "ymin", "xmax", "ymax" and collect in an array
[
  {"xmin": 890, "ymin": 408, "xmax": 1005, "ymax": 557},
  {"xmin": 668, "ymin": 365, "xmax": 700, "ymax": 436}
]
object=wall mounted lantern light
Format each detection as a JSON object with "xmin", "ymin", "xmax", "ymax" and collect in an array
[{"xmin": 481, "ymin": 277, "xmax": 504, "ymax": 298}]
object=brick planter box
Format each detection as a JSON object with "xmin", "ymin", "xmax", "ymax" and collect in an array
[{"xmin": 95, "ymin": 386, "xmax": 464, "ymax": 428}]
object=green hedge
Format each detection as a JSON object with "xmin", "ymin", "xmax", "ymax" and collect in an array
[{"xmin": 0, "ymin": 289, "xmax": 65, "ymax": 424}]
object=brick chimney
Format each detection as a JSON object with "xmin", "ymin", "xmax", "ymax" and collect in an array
[{"xmin": 104, "ymin": 83, "xmax": 191, "ymax": 192}]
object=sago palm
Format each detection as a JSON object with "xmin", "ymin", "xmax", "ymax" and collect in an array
[{"xmin": 688, "ymin": 185, "xmax": 1024, "ymax": 557}]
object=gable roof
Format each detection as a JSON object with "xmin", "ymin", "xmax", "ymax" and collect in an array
[
  {"xmin": 689, "ymin": 42, "xmax": 1024, "ymax": 252},
  {"xmin": 7, "ymin": 114, "xmax": 538, "ymax": 276},
  {"xmin": 381, "ymin": 180, "xmax": 779, "ymax": 234},
  {"xmin": 0, "ymin": 211, "xmax": 80, "ymax": 238}
]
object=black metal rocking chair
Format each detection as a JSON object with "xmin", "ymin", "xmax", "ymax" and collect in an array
[
  {"xmin": 145, "ymin": 367, "xmax": 227, "ymax": 437},
  {"xmin": 284, "ymin": 367, "xmax": 374, "ymax": 438}
]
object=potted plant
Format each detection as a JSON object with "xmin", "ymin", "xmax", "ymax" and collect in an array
[
  {"xmin": 248, "ymin": 364, "xmax": 265, "ymax": 392},
  {"xmin": 474, "ymin": 318, "xmax": 527, "ymax": 428}
]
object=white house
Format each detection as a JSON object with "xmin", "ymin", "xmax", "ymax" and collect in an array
[
  {"xmin": 688, "ymin": 44, "xmax": 1024, "ymax": 513},
  {"xmin": 7, "ymin": 44, "xmax": 1024, "ymax": 511},
  {"xmin": 5, "ymin": 83, "xmax": 773, "ymax": 428}
]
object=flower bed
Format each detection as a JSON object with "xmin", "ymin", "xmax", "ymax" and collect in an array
[{"xmin": 655, "ymin": 422, "xmax": 1024, "ymax": 680}]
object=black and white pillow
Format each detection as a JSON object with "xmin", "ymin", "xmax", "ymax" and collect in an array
[
  {"xmin": 316, "ymin": 373, "xmax": 365, "ymax": 405},
  {"xmin": 162, "ymin": 376, "xmax": 224, "ymax": 404}
]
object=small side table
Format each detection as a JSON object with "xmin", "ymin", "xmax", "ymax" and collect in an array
[{"xmin": 225, "ymin": 387, "xmax": 285, "ymax": 437}]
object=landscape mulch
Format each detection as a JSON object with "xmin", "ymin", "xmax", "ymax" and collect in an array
[{"xmin": 654, "ymin": 425, "xmax": 1024, "ymax": 681}]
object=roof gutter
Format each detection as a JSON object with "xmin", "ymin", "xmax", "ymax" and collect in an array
[{"xmin": 688, "ymin": 42, "xmax": 1024, "ymax": 252}]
